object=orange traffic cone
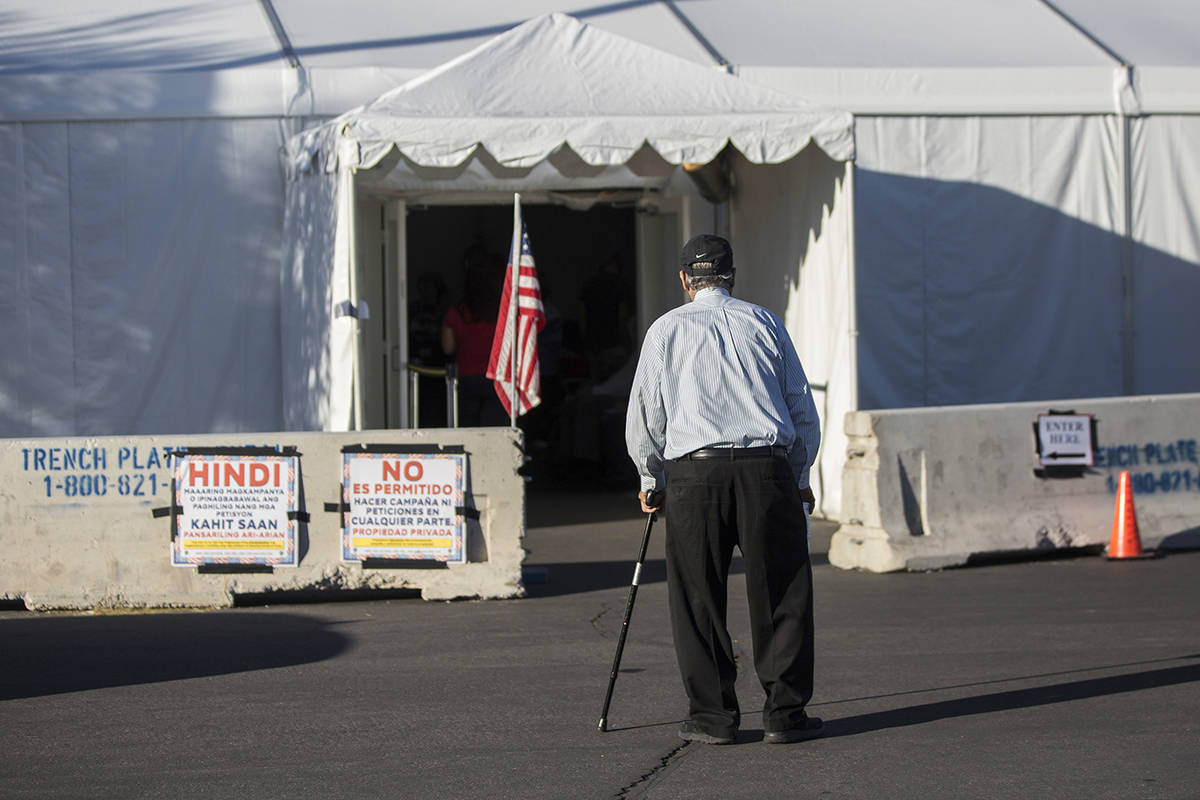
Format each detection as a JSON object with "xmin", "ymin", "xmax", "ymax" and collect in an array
[{"xmin": 1106, "ymin": 471, "xmax": 1155, "ymax": 560}]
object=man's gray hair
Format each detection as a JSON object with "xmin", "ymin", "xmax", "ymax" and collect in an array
[{"xmin": 685, "ymin": 272, "xmax": 734, "ymax": 292}]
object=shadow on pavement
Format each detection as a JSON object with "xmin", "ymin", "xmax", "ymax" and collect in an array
[
  {"xmin": 523, "ymin": 557, "xmax": 811, "ymax": 598},
  {"xmin": 823, "ymin": 654, "xmax": 1200, "ymax": 738},
  {"xmin": 524, "ymin": 558, "xmax": 669, "ymax": 598},
  {"xmin": 526, "ymin": 487, "xmax": 644, "ymax": 529},
  {"xmin": 0, "ymin": 612, "xmax": 351, "ymax": 700},
  {"xmin": 523, "ymin": 553, "xmax": 826, "ymax": 598}
]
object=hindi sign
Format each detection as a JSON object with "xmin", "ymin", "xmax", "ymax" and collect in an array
[
  {"xmin": 171, "ymin": 453, "xmax": 298, "ymax": 567},
  {"xmin": 341, "ymin": 452, "xmax": 466, "ymax": 563},
  {"xmin": 1035, "ymin": 414, "xmax": 1095, "ymax": 467}
]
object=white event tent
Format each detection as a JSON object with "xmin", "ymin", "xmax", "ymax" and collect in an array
[
  {"xmin": 281, "ymin": 12, "xmax": 855, "ymax": 502},
  {"xmin": 3, "ymin": 1, "xmax": 1200, "ymax": 518}
]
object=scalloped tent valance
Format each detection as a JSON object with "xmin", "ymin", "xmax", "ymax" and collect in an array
[{"xmin": 288, "ymin": 12, "xmax": 854, "ymax": 176}]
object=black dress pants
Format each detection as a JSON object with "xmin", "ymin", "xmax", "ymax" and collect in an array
[{"xmin": 663, "ymin": 453, "xmax": 815, "ymax": 738}]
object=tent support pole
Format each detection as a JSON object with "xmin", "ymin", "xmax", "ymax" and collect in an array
[
  {"xmin": 845, "ymin": 161, "xmax": 860, "ymax": 412},
  {"xmin": 509, "ymin": 194, "xmax": 521, "ymax": 428},
  {"xmin": 337, "ymin": 133, "xmax": 364, "ymax": 432},
  {"xmin": 1117, "ymin": 67, "xmax": 1137, "ymax": 397},
  {"xmin": 347, "ymin": 173, "xmax": 363, "ymax": 431},
  {"xmin": 1119, "ymin": 111, "xmax": 1135, "ymax": 397},
  {"xmin": 387, "ymin": 200, "xmax": 409, "ymax": 429}
]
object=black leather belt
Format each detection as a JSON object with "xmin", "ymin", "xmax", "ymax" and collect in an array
[{"xmin": 681, "ymin": 445, "xmax": 787, "ymax": 461}]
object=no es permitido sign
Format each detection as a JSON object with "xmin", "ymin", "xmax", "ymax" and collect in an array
[
  {"xmin": 172, "ymin": 454, "xmax": 298, "ymax": 567},
  {"xmin": 341, "ymin": 452, "xmax": 466, "ymax": 564}
]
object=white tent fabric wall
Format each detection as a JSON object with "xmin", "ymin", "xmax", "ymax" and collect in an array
[
  {"xmin": 280, "ymin": 167, "xmax": 340, "ymax": 432},
  {"xmin": 853, "ymin": 115, "xmax": 1127, "ymax": 409},
  {"xmin": 852, "ymin": 113, "xmax": 1200, "ymax": 410},
  {"xmin": 0, "ymin": 118, "xmax": 285, "ymax": 436},
  {"xmin": 1131, "ymin": 115, "xmax": 1200, "ymax": 395}
]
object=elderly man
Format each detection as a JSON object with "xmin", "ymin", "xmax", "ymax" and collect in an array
[{"xmin": 625, "ymin": 234, "xmax": 822, "ymax": 745}]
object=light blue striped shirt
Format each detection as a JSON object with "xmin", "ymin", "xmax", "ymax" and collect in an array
[{"xmin": 625, "ymin": 287, "xmax": 821, "ymax": 492}]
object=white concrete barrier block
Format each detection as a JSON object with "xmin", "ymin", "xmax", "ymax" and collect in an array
[
  {"xmin": 2, "ymin": 428, "xmax": 525, "ymax": 609},
  {"xmin": 827, "ymin": 523, "xmax": 907, "ymax": 572},
  {"xmin": 831, "ymin": 394, "xmax": 1200, "ymax": 572}
]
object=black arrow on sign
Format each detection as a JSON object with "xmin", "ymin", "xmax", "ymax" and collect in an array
[{"xmin": 1045, "ymin": 451, "xmax": 1086, "ymax": 460}]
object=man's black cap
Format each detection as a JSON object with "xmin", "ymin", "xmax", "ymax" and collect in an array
[{"xmin": 679, "ymin": 234, "xmax": 733, "ymax": 276}]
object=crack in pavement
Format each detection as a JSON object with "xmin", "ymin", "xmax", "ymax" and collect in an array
[
  {"xmin": 606, "ymin": 612, "xmax": 751, "ymax": 797},
  {"xmin": 614, "ymin": 740, "xmax": 692, "ymax": 799},
  {"xmin": 591, "ymin": 602, "xmax": 614, "ymax": 638}
]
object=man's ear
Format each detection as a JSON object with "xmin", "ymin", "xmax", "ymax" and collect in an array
[{"xmin": 679, "ymin": 270, "xmax": 690, "ymax": 293}]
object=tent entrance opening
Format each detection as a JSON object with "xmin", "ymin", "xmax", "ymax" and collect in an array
[{"xmin": 403, "ymin": 202, "xmax": 641, "ymax": 488}]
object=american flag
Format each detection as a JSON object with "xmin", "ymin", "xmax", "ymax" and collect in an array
[{"xmin": 487, "ymin": 197, "xmax": 546, "ymax": 420}]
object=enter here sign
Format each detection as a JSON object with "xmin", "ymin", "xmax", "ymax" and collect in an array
[{"xmin": 1036, "ymin": 414, "xmax": 1095, "ymax": 466}]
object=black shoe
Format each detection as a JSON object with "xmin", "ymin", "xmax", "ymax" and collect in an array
[
  {"xmin": 763, "ymin": 717, "xmax": 824, "ymax": 744},
  {"xmin": 678, "ymin": 720, "xmax": 735, "ymax": 745}
]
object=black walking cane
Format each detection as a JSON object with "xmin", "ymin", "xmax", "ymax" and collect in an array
[{"xmin": 598, "ymin": 490, "xmax": 661, "ymax": 732}]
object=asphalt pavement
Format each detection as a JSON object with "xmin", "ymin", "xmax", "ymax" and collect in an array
[{"xmin": 2, "ymin": 487, "xmax": 1198, "ymax": 799}]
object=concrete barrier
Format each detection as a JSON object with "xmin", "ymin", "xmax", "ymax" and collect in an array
[
  {"xmin": 830, "ymin": 394, "xmax": 1200, "ymax": 572},
  {"xmin": 1, "ymin": 428, "xmax": 525, "ymax": 610}
]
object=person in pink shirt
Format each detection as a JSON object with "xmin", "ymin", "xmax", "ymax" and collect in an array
[{"xmin": 442, "ymin": 249, "xmax": 508, "ymax": 427}]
